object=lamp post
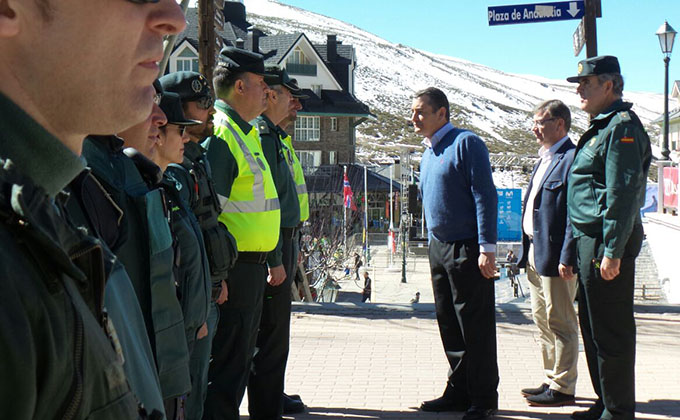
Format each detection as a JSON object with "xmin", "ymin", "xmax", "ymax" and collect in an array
[{"xmin": 656, "ymin": 21, "xmax": 677, "ymax": 161}]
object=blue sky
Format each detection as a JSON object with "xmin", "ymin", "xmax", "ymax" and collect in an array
[{"xmin": 278, "ymin": 0, "xmax": 680, "ymax": 93}]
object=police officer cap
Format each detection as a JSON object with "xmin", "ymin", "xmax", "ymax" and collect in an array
[
  {"xmin": 218, "ymin": 46, "xmax": 268, "ymax": 76},
  {"xmin": 159, "ymin": 92, "xmax": 201, "ymax": 126},
  {"xmin": 159, "ymin": 71, "xmax": 212, "ymax": 102},
  {"xmin": 567, "ymin": 55, "xmax": 621, "ymax": 83},
  {"xmin": 288, "ymin": 78, "xmax": 309, "ymax": 99}
]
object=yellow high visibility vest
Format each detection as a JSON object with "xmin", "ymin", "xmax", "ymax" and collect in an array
[
  {"xmin": 213, "ymin": 110, "xmax": 280, "ymax": 251},
  {"xmin": 280, "ymin": 134, "xmax": 309, "ymax": 222}
]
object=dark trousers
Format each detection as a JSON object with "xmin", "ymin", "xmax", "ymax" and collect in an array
[
  {"xmin": 248, "ymin": 235, "xmax": 295, "ymax": 420},
  {"xmin": 203, "ymin": 261, "xmax": 266, "ymax": 420},
  {"xmin": 576, "ymin": 224, "xmax": 642, "ymax": 420},
  {"xmin": 429, "ymin": 236, "xmax": 499, "ymax": 408}
]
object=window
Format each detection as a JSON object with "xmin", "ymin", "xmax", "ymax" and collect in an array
[
  {"xmin": 176, "ymin": 47, "xmax": 199, "ymax": 72},
  {"xmin": 330, "ymin": 117, "xmax": 338, "ymax": 132},
  {"xmin": 312, "ymin": 84, "xmax": 322, "ymax": 96},
  {"xmin": 295, "ymin": 116, "xmax": 320, "ymax": 142},
  {"xmin": 296, "ymin": 151, "xmax": 321, "ymax": 170},
  {"xmin": 286, "ymin": 47, "xmax": 317, "ymax": 76},
  {"xmin": 329, "ymin": 151, "xmax": 337, "ymax": 164}
]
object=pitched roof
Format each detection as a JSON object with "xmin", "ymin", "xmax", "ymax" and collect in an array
[
  {"xmin": 305, "ymin": 164, "xmax": 401, "ymax": 194},
  {"xmin": 298, "ymin": 89, "xmax": 373, "ymax": 117}
]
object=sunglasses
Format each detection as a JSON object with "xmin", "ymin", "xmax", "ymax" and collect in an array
[
  {"xmin": 161, "ymin": 125, "xmax": 187, "ymax": 136},
  {"xmin": 153, "ymin": 92, "xmax": 162, "ymax": 106},
  {"xmin": 195, "ymin": 95, "xmax": 214, "ymax": 110}
]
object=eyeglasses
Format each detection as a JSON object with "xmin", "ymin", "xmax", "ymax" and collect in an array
[
  {"xmin": 153, "ymin": 93, "xmax": 162, "ymax": 106},
  {"xmin": 195, "ymin": 96, "xmax": 214, "ymax": 110},
  {"xmin": 161, "ymin": 125, "xmax": 187, "ymax": 136},
  {"xmin": 532, "ymin": 117, "xmax": 557, "ymax": 128}
]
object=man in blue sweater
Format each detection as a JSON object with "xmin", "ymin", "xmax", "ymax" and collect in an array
[{"xmin": 415, "ymin": 87, "xmax": 499, "ymax": 420}]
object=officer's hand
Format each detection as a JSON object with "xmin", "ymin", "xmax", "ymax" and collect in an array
[
  {"xmin": 600, "ymin": 257, "xmax": 620, "ymax": 281},
  {"xmin": 559, "ymin": 264, "xmax": 575, "ymax": 280},
  {"xmin": 268, "ymin": 264, "xmax": 286, "ymax": 286},
  {"xmin": 196, "ymin": 323, "xmax": 208, "ymax": 340},
  {"xmin": 216, "ymin": 279, "xmax": 228, "ymax": 305},
  {"xmin": 478, "ymin": 252, "xmax": 496, "ymax": 279}
]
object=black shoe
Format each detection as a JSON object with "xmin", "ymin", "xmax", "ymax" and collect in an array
[
  {"xmin": 571, "ymin": 403, "xmax": 604, "ymax": 420},
  {"xmin": 526, "ymin": 389, "xmax": 575, "ymax": 407},
  {"xmin": 462, "ymin": 406, "xmax": 497, "ymax": 420},
  {"xmin": 420, "ymin": 394, "xmax": 470, "ymax": 412},
  {"xmin": 521, "ymin": 383, "xmax": 549, "ymax": 397},
  {"xmin": 282, "ymin": 393, "xmax": 305, "ymax": 414},
  {"xmin": 284, "ymin": 392, "xmax": 301, "ymax": 402}
]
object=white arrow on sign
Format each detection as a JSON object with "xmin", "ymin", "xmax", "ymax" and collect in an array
[{"xmin": 567, "ymin": 1, "xmax": 580, "ymax": 17}]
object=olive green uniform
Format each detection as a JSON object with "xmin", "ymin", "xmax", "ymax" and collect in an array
[
  {"xmin": 567, "ymin": 99, "xmax": 651, "ymax": 420},
  {"xmin": 83, "ymin": 137, "xmax": 192, "ymax": 403},
  {"xmin": 247, "ymin": 115, "xmax": 300, "ymax": 420},
  {"xmin": 0, "ymin": 92, "xmax": 139, "ymax": 419}
]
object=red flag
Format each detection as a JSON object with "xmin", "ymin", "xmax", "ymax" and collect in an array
[{"xmin": 343, "ymin": 173, "xmax": 356, "ymax": 210}]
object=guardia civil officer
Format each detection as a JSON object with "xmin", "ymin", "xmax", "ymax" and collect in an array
[
  {"xmin": 202, "ymin": 47, "xmax": 281, "ymax": 420},
  {"xmin": 566, "ymin": 55, "xmax": 651, "ymax": 420},
  {"xmin": 159, "ymin": 71, "xmax": 237, "ymax": 420},
  {"xmin": 247, "ymin": 67, "xmax": 302, "ymax": 419},
  {"xmin": 0, "ymin": 0, "xmax": 185, "ymax": 418},
  {"xmin": 84, "ymin": 82, "xmax": 192, "ymax": 419}
]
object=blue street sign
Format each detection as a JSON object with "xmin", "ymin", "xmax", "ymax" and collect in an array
[
  {"xmin": 489, "ymin": 1, "xmax": 584, "ymax": 26},
  {"xmin": 497, "ymin": 188, "xmax": 522, "ymax": 242}
]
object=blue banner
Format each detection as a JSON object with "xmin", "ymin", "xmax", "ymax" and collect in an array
[
  {"xmin": 497, "ymin": 188, "xmax": 522, "ymax": 242},
  {"xmin": 641, "ymin": 184, "xmax": 659, "ymax": 215},
  {"xmin": 488, "ymin": 1, "xmax": 584, "ymax": 26}
]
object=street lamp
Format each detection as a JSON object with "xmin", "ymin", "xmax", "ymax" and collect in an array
[{"xmin": 656, "ymin": 21, "xmax": 677, "ymax": 160}]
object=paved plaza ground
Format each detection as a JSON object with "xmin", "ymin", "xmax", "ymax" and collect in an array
[{"xmin": 238, "ymin": 245, "xmax": 680, "ymax": 419}]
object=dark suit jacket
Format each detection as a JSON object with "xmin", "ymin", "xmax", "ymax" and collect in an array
[{"xmin": 517, "ymin": 139, "xmax": 577, "ymax": 277}]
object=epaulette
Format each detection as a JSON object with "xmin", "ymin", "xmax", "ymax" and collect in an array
[
  {"xmin": 618, "ymin": 111, "xmax": 631, "ymax": 122},
  {"xmin": 257, "ymin": 120, "xmax": 270, "ymax": 135}
]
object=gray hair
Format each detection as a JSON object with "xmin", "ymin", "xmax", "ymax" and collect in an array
[
  {"xmin": 534, "ymin": 99, "xmax": 571, "ymax": 132},
  {"xmin": 597, "ymin": 73, "xmax": 624, "ymax": 97}
]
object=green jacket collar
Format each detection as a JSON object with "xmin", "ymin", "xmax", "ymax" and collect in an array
[
  {"xmin": 0, "ymin": 92, "xmax": 85, "ymax": 197},
  {"xmin": 215, "ymin": 99, "xmax": 254, "ymax": 135},
  {"xmin": 184, "ymin": 140, "xmax": 206, "ymax": 162},
  {"xmin": 592, "ymin": 99, "xmax": 632, "ymax": 122}
]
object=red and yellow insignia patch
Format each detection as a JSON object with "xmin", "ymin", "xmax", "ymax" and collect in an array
[{"xmin": 620, "ymin": 137, "xmax": 634, "ymax": 143}]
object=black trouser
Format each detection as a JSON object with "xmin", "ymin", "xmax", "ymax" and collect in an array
[
  {"xmin": 203, "ymin": 261, "xmax": 266, "ymax": 420},
  {"xmin": 429, "ymin": 236, "xmax": 499, "ymax": 409},
  {"xmin": 576, "ymin": 224, "xmax": 642, "ymax": 420},
  {"xmin": 248, "ymin": 232, "xmax": 296, "ymax": 419}
]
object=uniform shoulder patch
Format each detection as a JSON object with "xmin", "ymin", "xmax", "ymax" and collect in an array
[
  {"xmin": 257, "ymin": 120, "xmax": 270, "ymax": 135},
  {"xmin": 618, "ymin": 111, "xmax": 631, "ymax": 122}
]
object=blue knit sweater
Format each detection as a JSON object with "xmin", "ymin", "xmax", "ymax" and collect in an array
[{"xmin": 420, "ymin": 123, "xmax": 497, "ymax": 245}]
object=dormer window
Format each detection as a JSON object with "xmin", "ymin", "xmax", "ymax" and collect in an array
[
  {"xmin": 176, "ymin": 47, "xmax": 199, "ymax": 72},
  {"xmin": 286, "ymin": 47, "xmax": 317, "ymax": 76}
]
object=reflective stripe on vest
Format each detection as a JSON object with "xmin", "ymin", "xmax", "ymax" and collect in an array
[
  {"xmin": 213, "ymin": 111, "xmax": 280, "ymax": 251},
  {"xmin": 280, "ymin": 135, "xmax": 310, "ymax": 221}
]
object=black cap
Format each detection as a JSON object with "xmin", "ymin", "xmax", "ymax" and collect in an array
[
  {"xmin": 159, "ymin": 92, "xmax": 201, "ymax": 126},
  {"xmin": 159, "ymin": 71, "xmax": 212, "ymax": 101},
  {"xmin": 567, "ymin": 55, "xmax": 621, "ymax": 83},
  {"xmin": 218, "ymin": 46, "xmax": 269, "ymax": 76},
  {"xmin": 153, "ymin": 79, "xmax": 163, "ymax": 94},
  {"xmin": 287, "ymin": 78, "xmax": 309, "ymax": 99}
]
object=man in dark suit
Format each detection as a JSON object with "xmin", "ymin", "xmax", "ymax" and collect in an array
[{"xmin": 517, "ymin": 100, "xmax": 578, "ymax": 407}]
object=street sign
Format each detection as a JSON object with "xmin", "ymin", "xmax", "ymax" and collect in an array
[
  {"xmin": 573, "ymin": 18, "xmax": 585, "ymax": 56},
  {"xmin": 488, "ymin": 1, "xmax": 584, "ymax": 26}
]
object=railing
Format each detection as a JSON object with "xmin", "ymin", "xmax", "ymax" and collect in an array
[{"xmin": 286, "ymin": 63, "xmax": 317, "ymax": 76}]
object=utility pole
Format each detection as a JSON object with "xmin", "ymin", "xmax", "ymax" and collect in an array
[
  {"xmin": 583, "ymin": 0, "xmax": 601, "ymax": 58},
  {"xmin": 199, "ymin": 0, "xmax": 224, "ymax": 84}
]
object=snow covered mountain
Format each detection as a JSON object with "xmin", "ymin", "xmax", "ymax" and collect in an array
[{"xmin": 243, "ymin": 0, "xmax": 662, "ymax": 162}]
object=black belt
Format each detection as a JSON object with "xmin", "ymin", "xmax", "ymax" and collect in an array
[
  {"xmin": 238, "ymin": 251, "xmax": 268, "ymax": 265},
  {"xmin": 281, "ymin": 227, "xmax": 297, "ymax": 240}
]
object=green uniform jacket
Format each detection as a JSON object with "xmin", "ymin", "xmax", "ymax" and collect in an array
[
  {"xmin": 254, "ymin": 115, "xmax": 301, "ymax": 267},
  {"xmin": 567, "ymin": 100, "xmax": 651, "ymax": 259},
  {"xmin": 0, "ymin": 93, "xmax": 138, "ymax": 419},
  {"xmin": 64, "ymin": 170, "xmax": 166, "ymax": 418},
  {"xmin": 166, "ymin": 141, "xmax": 237, "ymax": 287},
  {"xmin": 161, "ymin": 172, "xmax": 212, "ymax": 351},
  {"xmin": 83, "ymin": 137, "xmax": 191, "ymax": 400}
]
